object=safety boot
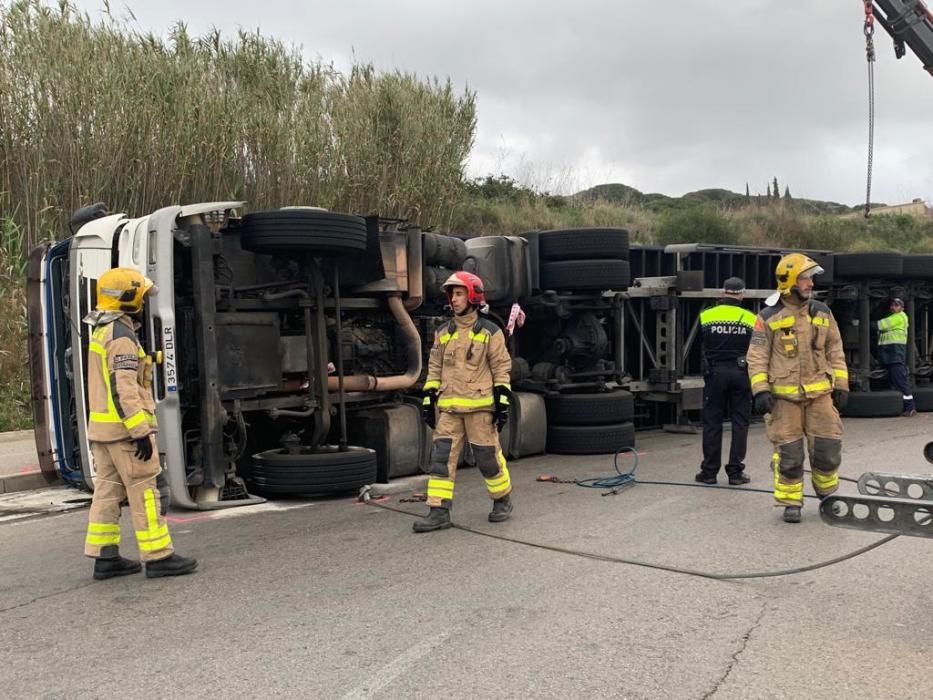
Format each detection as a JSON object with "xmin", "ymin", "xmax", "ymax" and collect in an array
[
  {"xmin": 93, "ymin": 555, "xmax": 142, "ymax": 581},
  {"xmin": 694, "ymin": 472, "xmax": 717, "ymax": 485},
  {"xmin": 488, "ymin": 494, "xmax": 513, "ymax": 523},
  {"xmin": 412, "ymin": 507, "xmax": 452, "ymax": 533},
  {"xmin": 145, "ymin": 553, "xmax": 198, "ymax": 578},
  {"xmin": 728, "ymin": 472, "xmax": 751, "ymax": 486},
  {"xmin": 783, "ymin": 506, "xmax": 802, "ymax": 524}
]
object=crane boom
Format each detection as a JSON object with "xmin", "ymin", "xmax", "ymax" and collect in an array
[{"xmin": 872, "ymin": 0, "xmax": 933, "ymax": 75}]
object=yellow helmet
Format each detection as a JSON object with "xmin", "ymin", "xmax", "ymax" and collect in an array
[
  {"xmin": 96, "ymin": 268, "xmax": 157, "ymax": 313},
  {"xmin": 775, "ymin": 253, "xmax": 823, "ymax": 296}
]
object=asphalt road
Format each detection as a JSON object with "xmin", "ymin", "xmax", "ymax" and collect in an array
[{"xmin": 2, "ymin": 416, "xmax": 933, "ymax": 699}]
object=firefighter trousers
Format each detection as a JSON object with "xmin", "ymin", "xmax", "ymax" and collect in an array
[
  {"xmin": 426, "ymin": 411, "xmax": 511, "ymax": 508},
  {"xmin": 85, "ymin": 439, "xmax": 174, "ymax": 562},
  {"xmin": 700, "ymin": 364, "xmax": 752, "ymax": 477},
  {"xmin": 765, "ymin": 393, "xmax": 842, "ymax": 506}
]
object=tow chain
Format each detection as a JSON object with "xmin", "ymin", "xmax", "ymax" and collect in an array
[{"xmin": 864, "ymin": 0, "xmax": 876, "ymax": 218}]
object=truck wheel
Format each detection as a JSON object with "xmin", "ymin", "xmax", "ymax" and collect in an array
[
  {"xmin": 248, "ymin": 445, "xmax": 377, "ymax": 496},
  {"xmin": 902, "ymin": 255, "xmax": 933, "ymax": 280},
  {"xmin": 912, "ymin": 386, "xmax": 933, "ymax": 412},
  {"xmin": 422, "ymin": 233, "xmax": 467, "ymax": 268},
  {"xmin": 546, "ymin": 390, "xmax": 634, "ymax": 426},
  {"xmin": 538, "ymin": 228, "xmax": 630, "ymax": 261},
  {"xmin": 840, "ymin": 390, "xmax": 903, "ymax": 418},
  {"xmin": 834, "ymin": 252, "xmax": 903, "ymax": 279},
  {"xmin": 540, "ymin": 260, "xmax": 631, "ymax": 291},
  {"xmin": 240, "ymin": 210, "xmax": 368, "ymax": 256},
  {"xmin": 547, "ymin": 422, "xmax": 635, "ymax": 454}
]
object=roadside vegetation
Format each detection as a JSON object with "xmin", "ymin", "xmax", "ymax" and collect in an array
[{"xmin": 1, "ymin": 1, "xmax": 931, "ymax": 429}]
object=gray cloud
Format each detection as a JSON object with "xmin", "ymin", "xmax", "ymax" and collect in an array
[{"xmin": 76, "ymin": 0, "xmax": 933, "ymax": 204}]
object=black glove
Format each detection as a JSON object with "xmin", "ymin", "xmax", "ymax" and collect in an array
[
  {"xmin": 421, "ymin": 389, "xmax": 438, "ymax": 430},
  {"xmin": 752, "ymin": 391, "xmax": 774, "ymax": 416},
  {"xmin": 493, "ymin": 385, "xmax": 511, "ymax": 432},
  {"xmin": 832, "ymin": 389, "xmax": 849, "ymax": 411},
  {"xmin": 133, "ymin": 435, "xmax": 154, "ymax": 461}
]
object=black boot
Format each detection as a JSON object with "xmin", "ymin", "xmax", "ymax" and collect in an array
[
  {"xmin": 145, "ymin": 553, "xmax": 198, "ymax": 579},
  {"xmin": 694, "ymin": 472, "xmax": 717, "ymax": 485},
  {"xmin": 93, "ymin": 555, "xmax": 142, "ymax": 581},
  {"xmin": 488, "ymin": 495, "xmax": 513, "ymax": 523},
  {"xmin": 728, "ymin": 472, "xmax": 751, "ymax": 486},
  {"xmin": 783, "ymin": 506, "xmax": 802, "ymax": 524},
  {"xmin": 412, "ymin": 507, "xmax": 452, "ymax": 533}
]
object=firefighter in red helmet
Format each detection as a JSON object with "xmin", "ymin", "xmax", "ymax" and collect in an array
[{"xmin": 415, "ymin": 271, "xmax": 514, "ymax": 532}]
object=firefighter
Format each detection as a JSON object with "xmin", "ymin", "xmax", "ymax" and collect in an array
[
  {"xmin": 876, "ymin": 298, "xmax": 916, "ymax": 416},
  {"xmin": 746, "ymin": 254, "xmax": 849, "ymax": 524},
  {"xmin": 83, "ymin": 268, "xmax": 197, "ymax": 579},
  {"xmin": 415, "ymin": 271, "xmax": 513, "ymax": 532},
  {"xmin": 695, "ymin": 277, "xmax": 756, "ymax": 486}
]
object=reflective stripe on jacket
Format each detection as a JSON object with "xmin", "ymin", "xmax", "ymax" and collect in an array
[
  {"xmin": 424, "ymin": 310, "xmax": 512, "ymax": 413},
  {"xmin": 876, "ymin": 311, "xmax": 908, "ymax": 366},
  {"xmin": 746, "ymin": 297, "xmax": 849, "ymax": 402},
  {"xmin": 699, "ymin": 299, "xmax": 757, "ymax": 363},
  {"xmin": 87, "ymin": 316, "xmax": 158, "ymax": 442}
]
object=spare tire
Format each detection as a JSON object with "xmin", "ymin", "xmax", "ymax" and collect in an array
[
  {"xmin": 539, "ymin": 228, "xmax": 630, "ymax": 261},
  {"xmin": 546, "ymin": 390, "xmax": 634, "ymax": 426},
  {"xmin": 840, "ymin": 390, "xmax": 903, "ymax": 418},
  {"xmin": 834, "ymin": 252, "xmax": 903, "ymax": 279},
  {"xmin": 249, "ymin": 445, "xmax": 376, "ymax": 496},
  {"xmin": 912, "ymin": 386, "xmax": 933, "ymax": 412},
  {"xmin": 902, "ymin": 254, "xmax": 933, "ymax": 280},
  {"xmin": 422, "ymin": 233, "xmax": 467, "ymax": 268},
  {"xmin": 240, "ymin": 210, "xmax": 368, "ymax": 256},
  {"xmin": 540, "ymin": 260, "xmax": 631, "ymax": 291},
  {"xmin": 547, "ymin": 422, "xmax": 635, "ymax": 454}
]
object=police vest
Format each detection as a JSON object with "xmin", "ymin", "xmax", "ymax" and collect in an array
[{"xmin": 700, "ymin": 301, "xmax": 757, "ymax": 363}]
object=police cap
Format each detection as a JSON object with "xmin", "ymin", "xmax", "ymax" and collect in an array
[{"xmin": 723, "ymin": 277, "xmax": 746, "ymax": 294}]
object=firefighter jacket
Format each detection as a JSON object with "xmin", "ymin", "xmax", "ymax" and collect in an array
[
  {"xmin": 747, "ymin": 296, "xmax": 849, "ymax": 402},
  {"xmin": 699, "ymin": 298, "xmax": 757, "ymax": 364},
  {"xmin": 423, "ymin": 309, "xmax": 511, "ymax": 413},
  {"xmin": 876, "ymin": 311, "xmax": 908, "ymax": 366},
  {"xmin": 86, "ymin": 315, "xmax": 158, "ymax": 442}
]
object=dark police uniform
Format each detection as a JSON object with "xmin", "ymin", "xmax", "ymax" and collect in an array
[{"xmin": 697, "ymin": 278, "xmax": 757, "ymax": 484}]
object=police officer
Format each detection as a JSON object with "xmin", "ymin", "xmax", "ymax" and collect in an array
[
  {"xmin": 416, "ymin": 271, "xmax": 513, "ymax": 532},
  {"xmin": 83, "ymin": 268, "xmax": 197, "ymax": 579},
  {"xmin": 746, "ymin": 254, "xmax": 849, "ymax": 524},
  {"xmin": 876, "ymin": 298, "xmax": 916, "ymax": 416},
  {"xmin": 695, "ymin": 277, "xmax": 756, "ymax": 486}
]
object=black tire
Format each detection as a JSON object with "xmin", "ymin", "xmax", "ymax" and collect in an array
[
  {"xmin": 902, "ymin": 255, "xmax": 933, "ymax": 280},
  {"xmin": 546, "ymin": 391, "xmax": 634, "ymax": 426},
  {"xmin": 913, "ymin": 386, "xmax": 933, "ymax": 412},
  {"xmin": 539, "ymin": 228, "xmax": 630, "ymax": 261},
  {"xmin": 249, "ymin": 445, "xmax": 376, "ymax": 495},
  {"xmin": 834, "ymin": 252, "xmax": 903, "ymax": 279},
  {"xmin": 540, "ymin": 260, "xmax": 631, "ymax": 291},
  {"xmin": 840, "ymin": 390, "xmax": 903, "ymax": 418},
  {"xmin": 422, "ymin": 233, "xmax": 467, "ymax": 268},
  {"xmin": 547, "ymin": 422, "xmax": 635, "ymax": 454},
  {"xmin": 240, "ymin": 210, "xmax": 368, "ymax": 256}
]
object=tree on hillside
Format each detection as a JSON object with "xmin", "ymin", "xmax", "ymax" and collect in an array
[
  {"xmin": 766, "ymin": 183, "xmax": 772, "ymax": 199},
  {"xmin": 745, "ymin": 182, "xmax": 750, "ymax": 201},
  {"xmin": 773, "ymin": 176, "xmax": 780, "ymax": 200},
  {"xmin": 784, "ymin": 185, "xmax": 792, "ymax": 201}
]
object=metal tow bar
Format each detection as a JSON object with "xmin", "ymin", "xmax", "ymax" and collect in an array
[{"xmin": 820, "ymin": 472, "xmax": 933, "ymax": 538}]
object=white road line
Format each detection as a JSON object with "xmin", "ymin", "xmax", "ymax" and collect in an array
[{"xmin": 341, "ymin": 628, "xmax": 454, "ymax": 700}]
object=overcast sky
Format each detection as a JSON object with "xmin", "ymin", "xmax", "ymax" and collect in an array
[{"xmin": 74, "ymin": 0, "xmax": 933, "ymax": 205}]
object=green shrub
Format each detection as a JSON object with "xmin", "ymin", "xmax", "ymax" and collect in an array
[{"xmin": 655, "ymin": 204, "xmax": 739, "ymax": 246}]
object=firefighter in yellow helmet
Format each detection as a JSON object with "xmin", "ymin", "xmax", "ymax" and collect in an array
[
  {"xmin": 746, "ymin": 254, "xmax": 850, "ymax": 523},
  {"xmin": 415, "ymin": 271, "xmax": 513, "ymax": 532},
  {"xmin": 83, "ymin": 267, "xmax": 197, "ymax": 579}
]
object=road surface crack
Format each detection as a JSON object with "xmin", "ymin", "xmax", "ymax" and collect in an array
[
  {"xmin": 702, "ymin": 602, "xmax": 767, "ymax": 699},
  {"xmin": 0, "ymin": 581, "xmax": 95, "ymax": 615}
]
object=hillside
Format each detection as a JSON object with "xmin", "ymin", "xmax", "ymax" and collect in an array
[{"xmin": 576, "ymin": 183, "xmax": 867, "ymax": 216}]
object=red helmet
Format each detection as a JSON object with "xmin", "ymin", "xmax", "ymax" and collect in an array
[{"xmin": 441, "ymin": 271, "xmax": 486, "ymax": 305}]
